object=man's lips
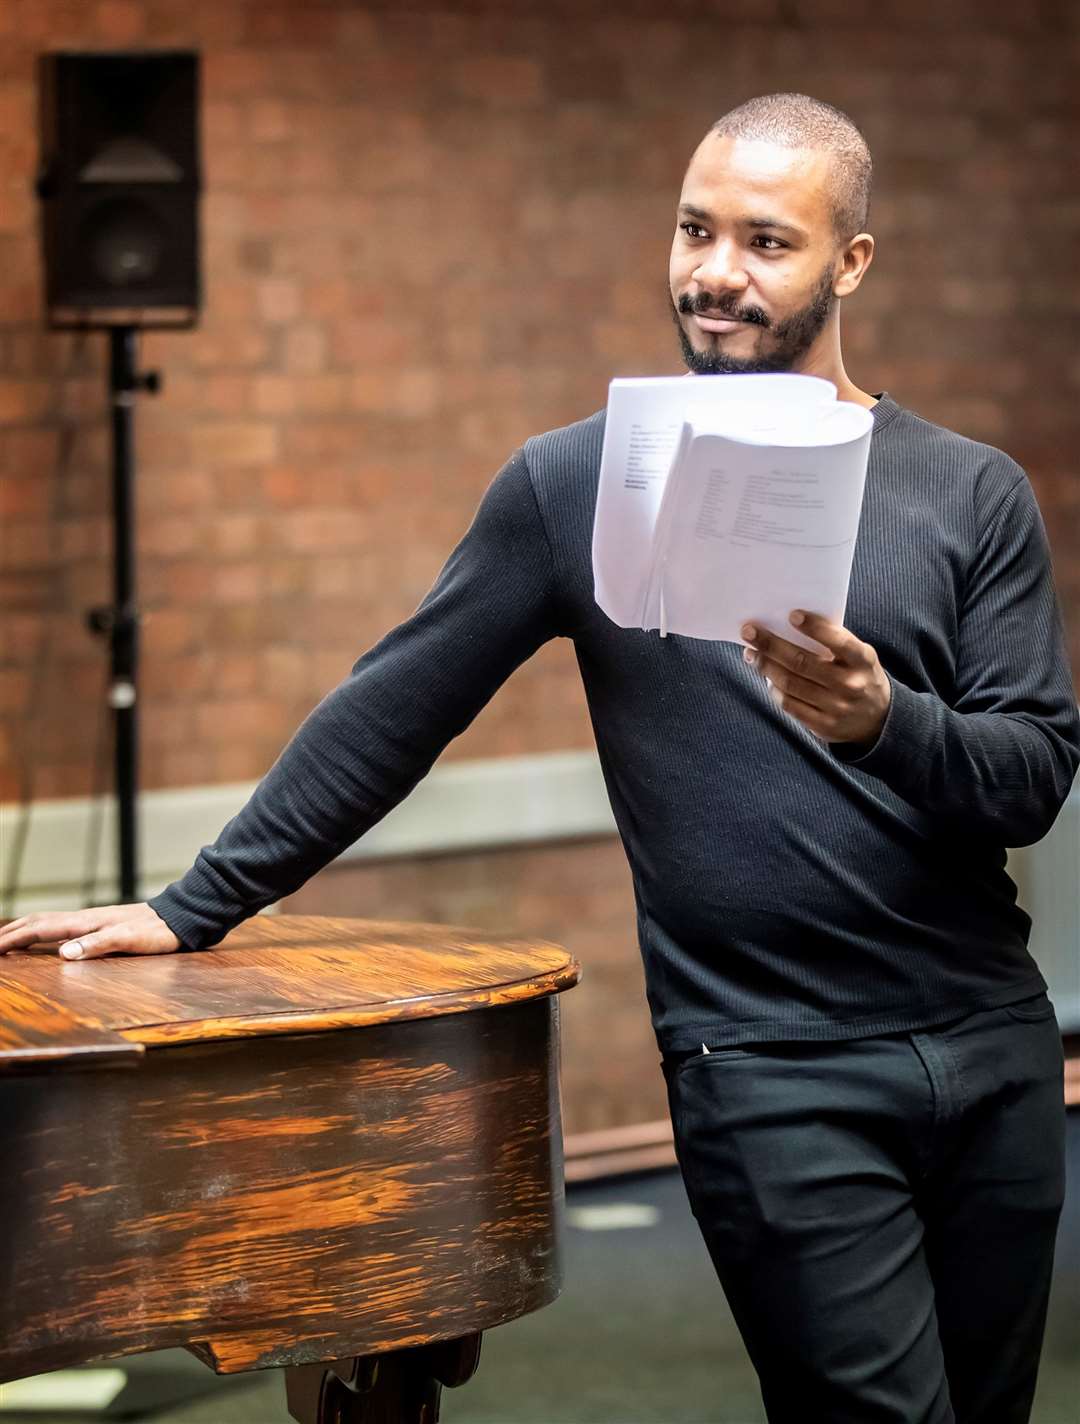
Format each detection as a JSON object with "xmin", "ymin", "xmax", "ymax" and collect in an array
[{"xmin": 693, "ymin": 313, "xmax": 750, "ymax": 333}]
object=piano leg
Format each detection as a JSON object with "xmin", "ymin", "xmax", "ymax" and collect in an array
[{"xmin": 284, "ymin": 1332, "xmax": 483, "ymax": 1424}]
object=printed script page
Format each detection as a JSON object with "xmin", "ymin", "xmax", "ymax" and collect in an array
[
  {"xmin": 592, "ymin": 373, "xmax": 838, "ymax": 630},
  {"xmin": 651, "ymin": 410, "xmax": 873, "ymax": 647}
]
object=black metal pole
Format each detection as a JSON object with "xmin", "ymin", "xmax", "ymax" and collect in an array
[
  {"xmin": 107, "ymin": 328, "xmax": 140, "ymax": 901},
  {"xmin": 86, "ymin": 329, "xmax": 159, "ymax": 904}
]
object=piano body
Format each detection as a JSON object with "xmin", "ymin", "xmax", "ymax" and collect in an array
[{"xmin": 0, "ymin": 914, "xmax": 580, "ymax": 1422}]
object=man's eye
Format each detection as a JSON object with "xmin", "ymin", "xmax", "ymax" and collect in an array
[
  {"xmin": 680, "ymin": 222, "xmax": 708, "ymax": 239},
  {"xmin": 752, "ymin": 235, "xmax": 787, "ymax": 250}
]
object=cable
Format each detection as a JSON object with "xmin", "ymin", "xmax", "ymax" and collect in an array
[{"xmin": 1, "ymin": 330, "xmax": 109, "ymax": 916}]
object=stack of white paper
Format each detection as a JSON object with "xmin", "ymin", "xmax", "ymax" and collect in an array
[{"xmin": 592, "ymin": 374, "xmax": 874, "ymax": 649}]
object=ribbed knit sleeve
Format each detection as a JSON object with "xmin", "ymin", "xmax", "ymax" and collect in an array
[
  {"xmin": 832, "ymin": 470, "xmax": 1080, "ymax": 846},
  {"xmin": 147, "ymin": 450, "xmax": 562, "ymax": 950}
]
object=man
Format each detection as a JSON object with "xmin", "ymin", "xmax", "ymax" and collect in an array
[{"xmin": 3, "ymin": 93, "xmax": 1078, "ymax": 1423}]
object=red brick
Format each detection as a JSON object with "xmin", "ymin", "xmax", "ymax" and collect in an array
[
  {"xmin": 139, "ymin": 650, "xmax": 215, "ymax": 701},
  {"xmin": 260, "ymin": 644, "xmax": 310, "ymax": 691},
  {"xmin": 0, "ymin": 180, "xmax": 34, "ymax": 235},
  {"xmin": 93, "ymin": 1, "xmax": 145, "ymax": 43},
  {"xmin": 249, "ymin": 99, "xmax": 292, "ymax": 144},
  {"xmin": 60, "ymin": 561, "xmax": 109, "ymax": 609},
  {"xmin": 141, "ymin": 703, "xmax": 198, "ymax": 749},
  {"xmin": 207, "ymin": 513, "xmax": 263, "ymax": 557},
  {"xmin": 282, "ymin": 421, "xmax": 360, "ymax": 462},
  {"xmin": 452, "ymin": 55, "xmax": 544, "ymax": 105},
  {"xmin": 308, "ymin": 555, "xmax": 357, "ymax": 601},
  {"xmin": 154, "ymin": 745, "xmax": 214, "ymax": 788},
  {"xmin": 202, "ymin": 374, "xmax": 254, "ymax": 415},
  {"xmin": 278, "ymin": 507, "xmax": 367, "ymax": 554},
  {"xmin": 305, "ymin": 279, "xmax": 358, "ymax": 321},
  {"xmin": 264, "ymin": 557, "xmax": 311, "ymax": 601},
  {"xmin": 216, "ymin": 469, "xmax": 265, "ymax": 509},
  {"xmin": 1, "ymin": 521, "xmax": 53, "ymax": 571},
  {"xmin": 252, "ymin": 376, "xmax": 296, "ymax": 416},
  {"xmin": 0, "ymin": 80, "xmax": 32, "ymax": 133},
  {"xmin": 245, "ymin": 5, "xmax": 339, "ymax": 48},
  {"xmin": 215, "ymin": 653, "xmax": 261, "ymax": 696},
  {"xmin": 311, "ymin": 650, "xmax": 354, "ymax": 688},
  {"xmin": 136, "ymin": 424, "xmax": 192, "ymax": 468},
  {"xmin": 300, "ymin": 375, "xmax": 350, "ymax": 413},
  {"xmin": 212, "ymin": 740, "xmax": 274, "ymax": 783},
  {"xmin": 0, "ymin": 762, "xmax": 19, "ymax": 801},
  {"xmin": 157, "ymin": 559, "xmax": 210, "ymax": 603},
  {"xmin": 0, "ymin": 467, "xmax": 52, "ymax": 520},
  {"xmin": 213, "ymin": 561, "xmax": 263, "ymax": 603},
  {"xmin": 189, "ymin": 327, "xmax": 270, "ymax": 369},
  {"xmin": 190, "ymin": 422, "xmax": 279, "ymax": 468},
  {"xmin": 203, "ymin": 100, "xmax": 246, "ymax": 145},
  {"xmin": 141, "ymin": 468, "xmax": 215, "ymax": 514},
  {"xmin": 331, "ymin": 319, "xmax": 417, "ymax": 369},
  {"xmin": 0, "ymin": 667, "xmax": 31, "ymax": 715},
  {"xmin": 25, "ymin": 762, "xmax": 97, "ymax": 800},
  {"xmin": 204, "ymin": 49, "xmax": 275, "ymax": 97},
  {"xmin": 283, "ymin": 325, "xmax": 328, "ymax": 374},
  {"xmin": 194, "ymin": 697, "xmax": 278, "ymax": 744},
  {"xmin": 260, "ymin": 465, "xmax": 309, "ymax": 507},
  {"xmin": 0, "ymin": 381, "xmax": 52, "ymax": 422},
  {"xmin": 143, "ymin": 608, "xmax": 202, "ymax": 656},
  {"xmin": 347, "ymin": 372, "xmax": 393, "ymax": 413},
  {"xmin": 256, "ymin": 278, "xmax": 301, "ymax": 325}
]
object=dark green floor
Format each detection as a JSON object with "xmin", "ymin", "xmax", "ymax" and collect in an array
[{"xmin": 3, "ymin": 1118, "xmax": 1078, "ymax": 1424}]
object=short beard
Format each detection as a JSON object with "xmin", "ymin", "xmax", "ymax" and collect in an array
[{"xmin": 670, "ymin": 264, "xmax": 836, "ymax": 375}]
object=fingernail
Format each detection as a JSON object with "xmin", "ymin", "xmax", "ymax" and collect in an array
[
  {"xmin": 790, "ymin": 611, "xmax": 805, "ymax": 626},
  {"xmin": 61, "ymin": 941, "xmax": 83, "ymax": 959},
  {"xmin": 741, "ymin": 623, "xmax": 756, "ymax": 640},
  {"xmin": 743, "ymin": 647, "xmax": 755, "ymax": 664}
]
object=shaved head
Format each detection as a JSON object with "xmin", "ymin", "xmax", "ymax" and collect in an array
[{"xmin": 709, "ymin": 93, "xmax": 872, "ymax": 244}]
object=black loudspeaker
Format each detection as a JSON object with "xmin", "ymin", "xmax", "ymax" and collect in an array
[{"xmin": 37, "ymin": 51, "xmax": 201, "ymax": 328}]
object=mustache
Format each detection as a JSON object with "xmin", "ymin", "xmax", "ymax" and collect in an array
[{"xmin": 676, "ymin": 291, "xmax": 769, "ymax": 327}]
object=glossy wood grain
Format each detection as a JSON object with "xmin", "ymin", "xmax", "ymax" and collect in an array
[
  {"xmin": 0, "ymin": 996, "xmax": 566, "ymax": 1382},
  {"xmin": 0, "ymin": 914, "xmax": 580, "ymax": 1064},
  {"xmin": 0, "ymin": 974, "xmax": 142, "ymax": 1069},
  {"xmin": 0, "ymin": 915, "xmax": 579, "ymax": 1387}
]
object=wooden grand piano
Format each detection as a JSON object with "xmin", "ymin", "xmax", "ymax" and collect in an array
[{"xmin": 0, "ymin": 914, "xmax": 580, "ymax": 1422}]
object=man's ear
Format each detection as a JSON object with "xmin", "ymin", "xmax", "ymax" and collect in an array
[{"xmin": 835, "ymin": 233, "xmax": 874, "ymax": 299}]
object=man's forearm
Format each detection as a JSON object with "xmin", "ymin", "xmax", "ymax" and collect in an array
[{"xmin": 832, "ymin": 672, "xmax": 1080, "ymax": 846}]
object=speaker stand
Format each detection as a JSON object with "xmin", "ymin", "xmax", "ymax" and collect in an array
[{"xmin": 85, "ymin": 327, "xmax": 160, "ymax": 902}]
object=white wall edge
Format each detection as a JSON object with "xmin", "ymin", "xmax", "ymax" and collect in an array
[
  {"xmin": 1, "ymin": 749, "xmax": 618, "ymax": 914},
  {"xmin": 2, "ymin": 756, "xmax": 1075, "ymax": 1029},
  {"xmin": 1008, "ymin": 788, "xmax": 1080, "ymax": 1030}
]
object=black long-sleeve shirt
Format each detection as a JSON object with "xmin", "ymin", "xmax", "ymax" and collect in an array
[{"xmin": 148, "ymin": 392, "xmax": 1080, "ymax": 1051}]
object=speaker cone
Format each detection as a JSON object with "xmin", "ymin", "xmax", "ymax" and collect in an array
[{"xmin": 81, "ymin": 197, "xmax": 165, "ymax": 288}]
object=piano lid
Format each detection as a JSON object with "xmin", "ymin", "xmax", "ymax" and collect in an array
[{"xmin": 0, "ymin": 914, "xmax": 580, "ymax": 1070}]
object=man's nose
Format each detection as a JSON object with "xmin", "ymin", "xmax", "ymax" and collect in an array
[{"xmin": 692, "ymin": 239, "xmax": 749, "ymax": 293}]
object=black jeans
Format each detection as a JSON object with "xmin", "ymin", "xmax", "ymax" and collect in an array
[{"xmin": 662, "ymin": 994, "xmax": 1066, "ymax": 1424}]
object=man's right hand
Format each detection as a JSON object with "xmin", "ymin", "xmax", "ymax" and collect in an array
[{"xmin": 0, "ymin": 903, "xmax": 182, "ymax": 960}]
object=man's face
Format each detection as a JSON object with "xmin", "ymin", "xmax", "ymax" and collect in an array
[{"xmin": 669, "ymin": 134, "xmax": 842, "ymax": 375}]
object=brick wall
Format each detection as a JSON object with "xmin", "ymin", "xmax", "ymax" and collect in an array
[{"xmin": 2, "ymin": 0, "xmax": 1078, "ymax": 805}]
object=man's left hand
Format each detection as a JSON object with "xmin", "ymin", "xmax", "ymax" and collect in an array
[{"xmin": 741, "ymin": 610, "xmax": 891, "ymax": 747}]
